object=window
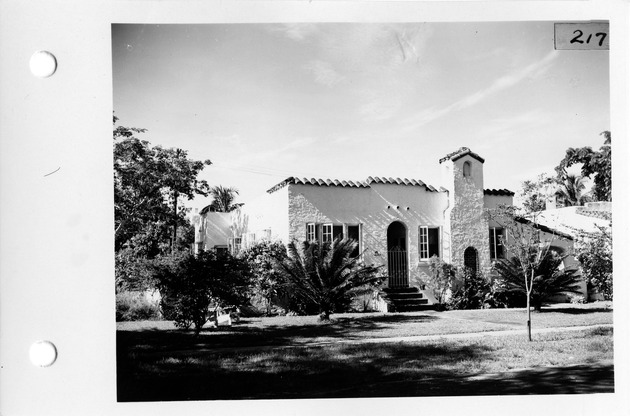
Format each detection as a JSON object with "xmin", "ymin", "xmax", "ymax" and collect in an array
[
  {"xmin": 489, "ymin": 227, "xmax": 505, "ymax": 260},
  {"xmin": 419, "ymin": 226, "xmax": 440, "ymax": 260},
  {"xmin": 463, "ymin": 161, "xmax": 471, "ymax": 177},
  {"xmin": 215, "ymin": 245, "xmax": 228, "ymax": 255},
  {"xmin": 305, "ymin": 223, "xmax": 361, "ymax": 256},
  {"xmin": 322, "ymin": 223, "xmax": 333, "ymax": 242},
  {"xmin": 347, "ymin": 225, "xmax": 360, "ymax": 257},
  {"xmin": 228, "ymin": 237, "xmax": 242, "ymax": 255},
  {"xmin": 306, "ymin": 223, "xmax": 318, "ymax": 242},
  {"xmin": 322, "ymin": 223, "xmax": 343, "ymax": 243}
]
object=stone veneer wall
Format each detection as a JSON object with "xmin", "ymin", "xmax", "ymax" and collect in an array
[{"xmin": 447, "ymin": 161, "xmax": 492, "ymax": 276}]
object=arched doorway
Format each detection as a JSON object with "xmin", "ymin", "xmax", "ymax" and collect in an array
[
  {"xmin": 464, "ymin": 246, "xmax": 478, "ymax": 272},
  {"xmin": 387, "ymin": 221, "xmax": 408, "ymax": 287}
]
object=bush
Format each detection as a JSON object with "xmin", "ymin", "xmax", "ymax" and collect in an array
[
  {"xmin": 568, "ymin": 293, "xmax": 587, "ymax": 304},
  {"xmin": 448, "ymin": 268, "xmax": 493, "ymax": 310},
  {"xmin": 154, "ymin": 250, "xmax": 254, "ymax": 333},
  {"xmin": 242, "ymin": 240, "xmax": 288, "ymax": 315},
  {"xmin": 116, "ymin": 291, "xmax": 161, "ymax": 321},
  {"xmin": 426, "ymin": 256, "xmax": 457, "ymax": 305},
  {"xmin": 277, "ymin": 238, "xmax": 383, "ymax": 320},
  {"xmin": 576, "ymin": 225, "xmax": 612, "ymax": 301},
  {"xmin": 493, "ymin": 247, "xmax": 582, "ymax": 311},
  {"xmin": 115, "ymin": 248, "xmax": 156, "ymax": 292}
]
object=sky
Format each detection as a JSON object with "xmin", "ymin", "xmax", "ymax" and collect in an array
[{"xmin": 112, "ymin": 22, "xmax": 610, "ymax": 211}]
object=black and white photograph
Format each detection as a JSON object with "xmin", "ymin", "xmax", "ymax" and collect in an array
[{"xmin": 112, "ymin": 21, "xmax": 614, "ymax": 402}]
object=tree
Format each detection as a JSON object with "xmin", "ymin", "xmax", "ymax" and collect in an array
[
  {"xmin": 556, "ymin": 171, "xmax": 591, "ymax": 207},
  {"xmin": 576, "ymin": 225, "xmax": 613, "ymax": 300},
  {"xmin": 486, "ymin": 205, "xmax": 575, "ymax": 341},
  {"xmin": 113, "ymin": 115, "xmax": 212, "ymax": 253},
  {"xmin": 154, "ymin": 250, "xmax": 253, "ymax": 334},
  {"xmin": 555, "ymin": 131, "xmax": 611, "ymax": 202},
  {"xmin": 277, "ymin": 238, "xmax": 383, "ymax": 320},
  {"xmin": 242, "ymin": 240, "xmax": 288, "ymax": 315},
  {"xmin": 518, "ymin": 173, "xmax": 557, "ymax": 214},
  {"xmin": 205, "ymin": 185, "xmax": 243, "ymax": 213}
]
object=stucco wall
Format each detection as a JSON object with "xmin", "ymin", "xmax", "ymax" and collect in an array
[
  {"xmin": 195, "ymin": 212, "xmax": 233, "ymax": 250},
  {"xmin": 538, "ymin": 230, "xmax": 587, "ymax": 299},
  {"xmin": 244, "ymin": 187, "xmax": 290, "ymax": 243},
  {"xmin": 484, "ymin": 194, "xmax": 514, "ymax": 228},
  {"xmin": 286, "ymin": 183, "xmax": 448, "ymax": 288}
]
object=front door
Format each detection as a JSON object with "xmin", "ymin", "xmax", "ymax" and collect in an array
[{"xmin": 387, "ymin": 221, "xmax": 408, "ymax": 288}]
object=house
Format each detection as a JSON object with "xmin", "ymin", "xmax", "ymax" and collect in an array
[
  {"xmin": 195, "ymin": 147, "xmax": 519, "ymax": 308},
  {"xmin": 524, "ymin": 201, "xmax": 612, "ymax": 301}
]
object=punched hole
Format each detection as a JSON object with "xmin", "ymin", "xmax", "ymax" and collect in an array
[
  {"xmin": 29, "ymin": 340, "xmax": 57, "ymax": 367},
  {"xmin": 30, "ymin": 51, "xmax": 57, "ymax": 78}
]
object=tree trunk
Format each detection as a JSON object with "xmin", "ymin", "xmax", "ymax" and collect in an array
[
  {"xmin": 526, "ymin": 269, "xmax": 533, "ymax": 342},
  {"xmin": 172, "ymin": 191, "xmax": 178, "ymax": 252},
  {"xmin": 526, "ymin": 291, "xmax": 532, "ymax": 341}
]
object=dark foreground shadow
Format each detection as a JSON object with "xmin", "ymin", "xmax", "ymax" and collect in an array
[
  {"xmin": 117, "ymin": 313, "xmax": 440, "ymax": 352},
  {"xmin": 117, "ymin": 330, "xmax": 613, "ymax": 401},
  {"xmin": 342, "ymin": 362, "xmax": 614, "ymax": 397},
  {"xmin": 539, "ymin": 307, "xmax": 613, "ymax": 315}
]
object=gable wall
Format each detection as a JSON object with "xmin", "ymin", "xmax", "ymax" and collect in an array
[{"xmin": 287, "ymin": 183, "xmax": 448, "ymax": 287}]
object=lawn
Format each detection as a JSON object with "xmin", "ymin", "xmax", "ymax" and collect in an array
[{"xmin": 117, "ymin": 303, "xmax": 614, "ymax": 401}]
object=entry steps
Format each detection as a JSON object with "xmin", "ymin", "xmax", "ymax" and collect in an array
[{"xmin": 382, "ymin": 286, "xmax": 435, "ymax": 312}]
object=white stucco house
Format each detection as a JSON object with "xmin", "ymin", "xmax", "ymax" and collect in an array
[
  {"xmin": 194, "ymin": 147, "xmax": 606, "ymax": 309},
  {"xmin": 195, "ymin": 147, "xmax": 516, "ymax": 308}
]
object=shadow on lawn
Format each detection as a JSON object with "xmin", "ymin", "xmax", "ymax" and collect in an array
[
  {"xmin": 117, "ymin": 341, "xmax": 495, "ymax": 401},
  {"xmin": 539, "ymin": 307, "xmax": 613, "ymax": 315},
  {"xmin": 117, "ymin": 314, "xmax": 441, "ymax": 352},
  {"xmin": 117, "ymin": 334, "xmax": 614, "ymax": 401}
]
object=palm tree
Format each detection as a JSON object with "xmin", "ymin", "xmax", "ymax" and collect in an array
[
  {"xmin": 556, "ymin": 171, "xmax": 590, "ymax": 207},
  {"xmin": 493, "ymin": 246, "xmax": 582, "ymax": 311},
  {"xmin": 208, "ymin": 185, "xmax": 243, "ymax": 212},
  {"xmin": 277, "ymin": 238, "xmax": 383, "ymax": 320}
]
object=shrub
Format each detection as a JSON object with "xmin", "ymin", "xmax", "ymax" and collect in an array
[
  {"xmin": 568, "ymin": 293, "xmax": 587, "ymax": 304},
  {"xmin": 115, "ymin": 248, "xmax": 156, "ymax": 292},
  {"xmin": 154, "ymin": 250, "xmax": 254, "ymax": 333},
  {"xmin": 277, "ymin": 238, "xmax": 383, "ymax": 320},
  {"xmin": 576, "ymin": 225, "xmax": 612, "ymax": 301},
  {"xmin": 116, "ymin": 291, "xmax": 161, "ymax": 321},
  {"xmin": 242, "ymin": 240, "xmax": 288, "ymax": 315},
  {"xmin": 493, "ymin": 247, "xmax": 582, "ymax": 311},
  {"xmin": 447, "ymin": 268, "xmax": 492, "ymax": 310},
  {"xmin": 426, "ymin": 256, "xmax": 457, "ymax": 305}
]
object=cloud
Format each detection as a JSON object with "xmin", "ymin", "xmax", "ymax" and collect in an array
[
  {"xmin": 304, "ymin": 60, "xmax": 345, "ymax": 87},
  {"xmin": 272, "ymin": 23, "xmax": 319, "ymax": 41},
  {"xmin": 478, "ymin": 110, "xmax": 552, "ymax": 137},
  {"xmin": 280, "ymin": 23, "xmax": 434, "ymax": 122},
  {"xmin": 401, "ymin": 50, "xmax": 559, "ymax": 131},
  {"xmin": 234, "ymin": 137, "xmax": 316, "ymax": 166}
]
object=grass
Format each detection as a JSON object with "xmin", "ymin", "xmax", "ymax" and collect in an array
[{"xmin": 117, "ymin": 303, "xmax": 614, "ymax": 401}]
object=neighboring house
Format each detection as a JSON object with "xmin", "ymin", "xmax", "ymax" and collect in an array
[
  {"xmin": 195, "ymin": 147, "xmax": 515, "ymax": 306},
  {"xmin": 524, "ymin": 201, "xmax": 612, "ymax": 301}
]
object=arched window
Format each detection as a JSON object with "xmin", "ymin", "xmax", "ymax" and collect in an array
[
  {"xmin": 463, "ymin": 161, "xmax": 472, "ymax": 177},
  {"xmin": 464, "ymin": 246, "xmax": 478, "ymax": 272}
]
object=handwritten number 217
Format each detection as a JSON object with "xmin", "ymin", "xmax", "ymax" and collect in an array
[{"xmin": 571, "ymin": 30, "xmax": 607, "ymax": 46}]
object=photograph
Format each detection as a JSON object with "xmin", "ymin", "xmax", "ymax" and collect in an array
[{"xmin": 112, "ymin": 22, "xmax": 613, "ymax": 402}]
